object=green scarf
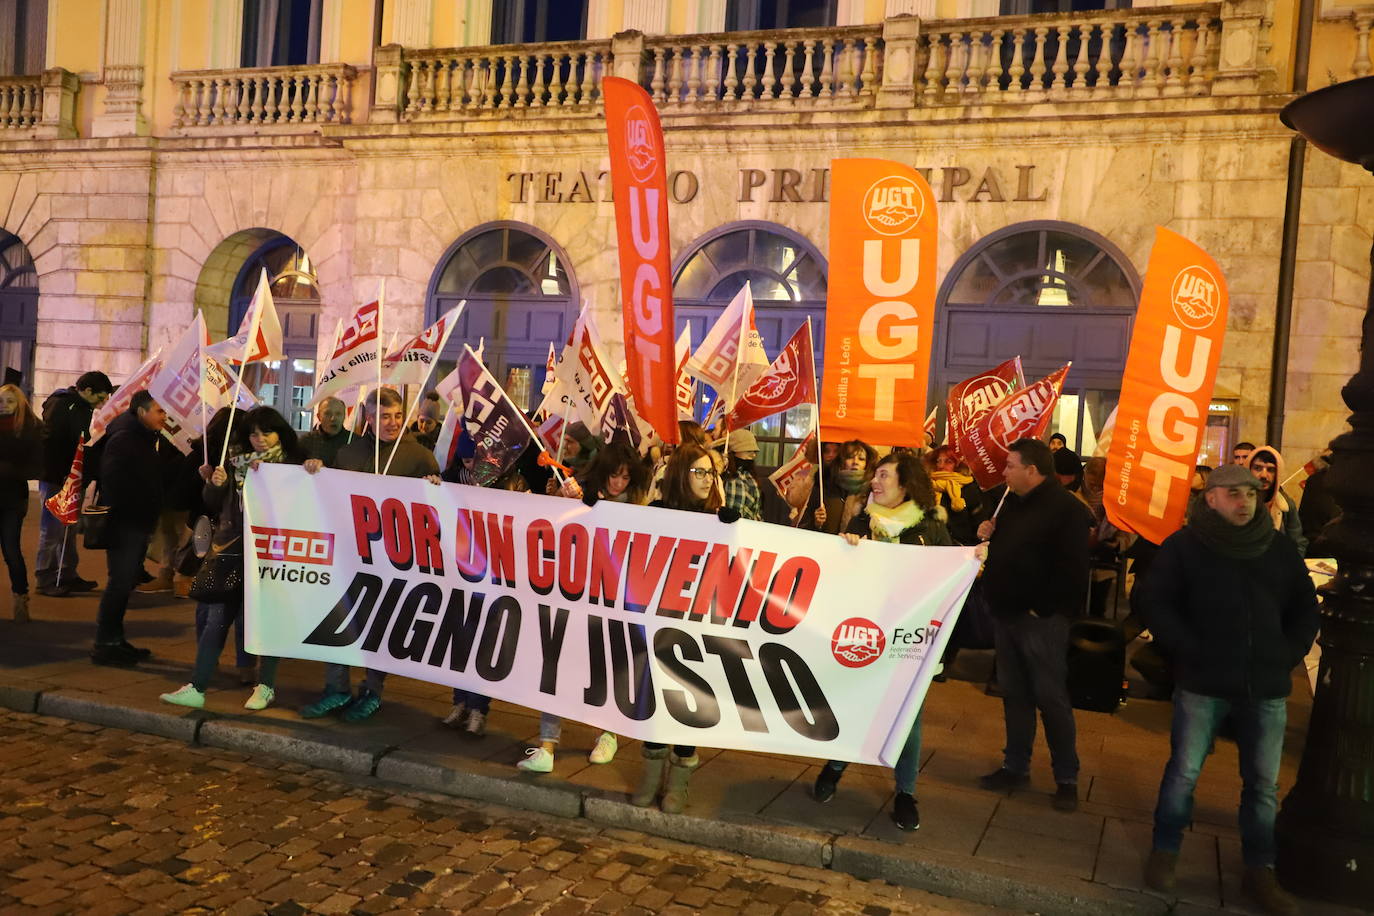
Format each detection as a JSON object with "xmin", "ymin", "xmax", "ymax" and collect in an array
[
  {"xmin": 867, "ymin": 499, "xmax": 924, "ymax": 543},
  {"xmin": 1189, "ymin": 504, "xmax": 1275, "ymax": 559},
  {"xmin": 835, "ymin": 468, "xmax": 867, "ymax": 495},
  {"xmin": 229, "ymin": 443, "xmax": 286, "ymax": 489}
]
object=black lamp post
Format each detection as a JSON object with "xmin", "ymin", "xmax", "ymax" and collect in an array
[{"xmin": 1274, "ymin": 76, "xmax": 1374, "ymax": 907}]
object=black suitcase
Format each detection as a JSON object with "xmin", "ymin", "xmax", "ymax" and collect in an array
[{"xmin": 1067, "ymin": 619, "xmax": 1127, "ymax": 713}]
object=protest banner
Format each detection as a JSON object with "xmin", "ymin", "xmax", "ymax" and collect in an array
[
  {"xmin": 310, "ymin": 300, "xmax": 381, "ymax": 407},
  {"xmin": 820, "ymin": 159, "xmax": 938, "ymax": 446},
  {"xmin": 1106, "ymin": 228, "xmax": 1228, "ymax": 544},
  {"xmin": 603, "ymin": 76, "xmax": 678, "ymax": 446},
  {"xmin": 243, "ymin": 464, "xmax": 979, "ymax": 763},
  {"xmin": 959, "ymin": 364, "xmax": 1071, "ymax": 489},
  {"xmin": 87, "ymin": 350, "xmax": 163, "ymax": 445},
  {"xmin": 945, "ymin": 357, "xmax": 1025, "ymax": 454}
]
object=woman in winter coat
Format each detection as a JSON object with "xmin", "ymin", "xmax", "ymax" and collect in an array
[
  {"xmin": 812, "ymin": 451, "xmax": 954, "ymax": 832},
  {"xmin": 0, "ymin": 384, "xmax": 42, "ymax": 622},
  {"xmin": 633, "ymin": 442, "xmax": 740, "ymax": 813},
  {"xmin": 808, "ymin": 439, "xmax": 878, "ymax": 534},
  {"xmin": 160, "ymin": 407, "xmax": 305, "ymax": 711}
]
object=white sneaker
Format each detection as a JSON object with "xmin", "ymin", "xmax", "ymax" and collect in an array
[
  {"xmin": 518, "ymin": 747, "xmax": 554, "ymax": 773},
  {"xmin": 244, "ymin": 684, "xmax": 275, "ymax": 710},
  {"xmin": 160, "ymin": 684, "xmax": 205, "ymax": 709},
  {"xmin": 465, "ymin": 709, "xmax": 487, "ymax": 737},
  {"xmin": 441, "ymin": 703, "xmax": 467, "ymax": 727},
  {"xmin": 589, "ymin": 732, "xmax": 618, "ymax": 764}
]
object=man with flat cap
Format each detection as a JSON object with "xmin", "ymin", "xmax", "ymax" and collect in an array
[{"xmin": 1142, "ymin": 464, "xmax": 1318, "ymax": 915}]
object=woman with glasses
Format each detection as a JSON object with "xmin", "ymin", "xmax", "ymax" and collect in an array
[{"xmin": 633, "ymin": 442, "xmax": 739, "ymax": 813}]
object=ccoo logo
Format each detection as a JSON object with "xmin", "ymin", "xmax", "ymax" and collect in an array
[
  {"xmin": 831, "ymin": 617, "xmax": 887, "ymax": 668},
  {"xmin": 623, "ymin": 105, "xmax": 658, "ymax": 183},
  {"xmin": 862, "ymin": 176, "xmax": 924, "ymax": 236},
  {"xmin": 251, "ymin": 526, "xmax": 335, "ymax": 566},
  {"xmin": 1169, "ymin": 265, "xmax": 1220, "ymax": 331}
]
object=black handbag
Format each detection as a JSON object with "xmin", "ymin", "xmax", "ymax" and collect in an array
[
  {"xmin": 80, "ymin": 487, "xmax": 110, "ymax": 550},
  {"xmin": 188, "ymin": 538, "xmax": 244, "ymax": 603}
]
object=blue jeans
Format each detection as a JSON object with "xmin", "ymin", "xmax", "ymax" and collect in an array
[
  {"xmin": 0, "ymin": 505, "xmax": 28, "ymax": 595},
  {"xmin": 35, "ymin": 481, "xmax": 79, "ymax": 588},
  {"xmin": 95, "ymin": 522, "xmax": 153, "ymax": 645},
  {"xmin": 1152, "ymin": 689, "xmax": 1287, "ymax": 867},
  {"xmin": 825, "ymin": 711, "xmax": 923, "ymax": 795},
  {"xmin": 452, "ymin": 688, "xmax": 490, "ymax": 713},
  {"xmin": 190, "ymin": 599, "xmax": 279, "ymax": 692},
  {"xmin": 196, "ymin": 602, "xmax": 254, "ymax": 668}
]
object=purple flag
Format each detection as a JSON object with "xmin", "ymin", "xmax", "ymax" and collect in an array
[{"xmin": 443, "ymin": 346, "xmax": 536, "ymax": 487}]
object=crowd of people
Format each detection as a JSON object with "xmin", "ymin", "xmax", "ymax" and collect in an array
[{"xmin": 3, "ymin": 371, "xmax": 1338, "ymax": 915}]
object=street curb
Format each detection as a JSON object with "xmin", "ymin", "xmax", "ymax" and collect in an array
[
  {"xmin": 376, "ymin": 752, "xmax": 583, "ymax": 819},
  {"xmin": 198, "ymin": 720, "xmax": 377, "ymax": 776},
  {"xmin": 36, "ymin": 691, "xmax": 207, "ymax": 743},
  {"xmin": 0, "ymin": 684, "xmax": 41, "ymax": 713},
  {"xmin": 831, "ymin": 835, "xmax": 1169, "ymax": 916},
  {"xmin": 583, "ymin": 797, "xmax": 831, "ymax": 869}
]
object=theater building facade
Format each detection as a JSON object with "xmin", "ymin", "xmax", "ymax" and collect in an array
[{"xmin": 1, "ymin": 0, "xmax": 1371, "ymax": 467}]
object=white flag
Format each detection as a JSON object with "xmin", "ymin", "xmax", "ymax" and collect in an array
[
  {"xmin": 684, "ymin": 284, "xmax": 769, "ymax": 408},
  {"xmin": 205, "ymin": 269, "xmax": 284, "ymax": 365}
]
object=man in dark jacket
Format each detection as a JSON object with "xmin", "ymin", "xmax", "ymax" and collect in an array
[
  {"xmin": 299, "ymin": 397, "xmax": 349, "ymax": 467},
  {"xmin": 37, "ymin": 370, "xmax": 113, "ymax": 596},
  {"xmin": 1142, "ymin": 464, "xmax": 1317, "ymax": 915},
  {"xmin": 91, "ymin": 391, "xmax": 169, "ymax": 667},
  {"xmin": 976, "ymin": 438, "xmax": 1090, "ymax": 812}
]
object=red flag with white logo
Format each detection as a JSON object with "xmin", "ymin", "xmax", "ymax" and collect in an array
[
  {"xmin": 603, "ymin": 76, "xmax": 678, "ymax": 446},
  {"xmin": 959, "ymin": 364, "xmax": 1071, "ymax": 489},
  {"xmin": 769, "ymin": 430, "xmax": 818, "ymax": 527},
  {"xmin": 725, "ymin": 319, "xmax": 817, "ymax": 429},
  {"xmin": 87, "ymin": 350, "xmax": 164, "ymax": 445},
  {"xmin": 946, "ymin": 357, "xmax": 1025, "ymax": 459},
  {"xmin": 44, "ymin": 443, "xmax": 86, "ymax": 526}
]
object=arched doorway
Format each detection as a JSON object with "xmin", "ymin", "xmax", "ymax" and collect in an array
[
  {"xmin": 0, "ymin": 230, "xmax": 38, "ymax": 396},
  {"xmin": 228, "ymin": 236, "xmax": 322, "ymax": 431},
  {"xmin": 934, "ymin": 221, "xmax": 1140, "ymax": 455},
  {"xmin": 426, "ymin": 221, "xmax": 578, "ymax": 411},
  {"xmin": 673, "ymin": 222, "xmax": 827, "ymax": 466}
]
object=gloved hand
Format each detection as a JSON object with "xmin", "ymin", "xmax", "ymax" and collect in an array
[
  {"xmin": 582, "ymin": 491, "xmax": 599, "ymax": 508},
  {"xmin": 717, "ymin": 506, "xmax": 741, "ymax": 524}
]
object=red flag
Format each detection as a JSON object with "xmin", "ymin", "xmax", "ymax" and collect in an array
[
  {"xmin": 725, "ymin": 319, "xmax": 817, "ymax": 429},
  {"xmin": 946, "ymin": 357, "xmax": 1025, "ymax": 461},
  {"xmin": 959, "ymin": 365, "xmax": 1071, "ymax": 489},
  {"xmin": 87, "ymin": 350, "xmax": 164, "ymax": 444},
  {"xmin": 44, "ymin": 444, "xmax": 86, "ymax": 526},
  {"xmin": 603, "ymin": 76, "xmax": 678, "ymax": 446},
  {"xmin": 769, "ymin": 430, "xmax": 818, "ymax": 527}
]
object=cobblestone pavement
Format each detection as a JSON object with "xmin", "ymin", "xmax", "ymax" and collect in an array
[{"xmin": 0, "ymin": 711, "xmax": 1017, "ymax": 916}]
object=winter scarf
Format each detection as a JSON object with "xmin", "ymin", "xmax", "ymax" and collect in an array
[
  {"xmin": 229, "ymin": 443, "xmax": 285, "ymax": 489},
  {"xmin": 866, "ymin": 499, "xmax": 925, "ymax": 542},
  {"xmin": 835, "ymin": 468, "xmax": 867, "ymax": 495},
  {"xmin": 929, "ymin": 469, "xmax": 972, "ymax": 512},
  {"xmin": 1189, "ymin": 504, "xmax": 1275, "ymax": 559}
]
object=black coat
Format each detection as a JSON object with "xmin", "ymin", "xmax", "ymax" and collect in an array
[
  {"xmin": 0, "ymin": 418, "xmax": 42, "ymax": 511},
  {"xmin": 40, "ymin": 388, "xmax": 94, "ymax": 485},
  {"xmin": 845, "ymin": 506, "xmax": 953, "ymax": 546},
  {"xmin": 1141, "ymin": 525, "xmax": 1318, "ymax": 700},
  {"xmin": 99, "ymin": 411, "xmax": 168, "ymax": 530},
  {"xmin": 980, "ymin": 478, "xmax": 1090, "ymax": 618}
]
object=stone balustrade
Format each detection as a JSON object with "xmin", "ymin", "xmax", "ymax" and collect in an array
[
  {"xmin": 1318, "ymin": 5, "xmax": 1373, "ymax": 81},
  {"xmin": 0, "ymin": 69, "xmax": 79, "ymax": 139},
  {"xmin": 917, "ymin": 4, "xmax": 1222, "ymax": 103},
  {"xmin": 170, "ymin": 63, "xmax": 357, "ymax": 130},
  {"xmin": 399, "ymin": 39, "xmax": 613, "ymax": 117},
  {"xmin": 642, "ymin": 25, "xmax": 882, "ymax": 108}
]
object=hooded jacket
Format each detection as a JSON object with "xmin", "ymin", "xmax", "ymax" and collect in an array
[
  {"xmin": 1244, "ymin": 445, "xmax": 1307, "ymax": 557},
  {"xmin": 40, "ymin": 387, "xmax": 95, "ymax": 485}
]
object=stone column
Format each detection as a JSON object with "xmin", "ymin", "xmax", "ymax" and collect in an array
[
  {"xmin": 1212, "ymin": 0, "xmax": 1277, "ymax": 95},
  {"xmin": 93, "ymin": 0, "xmax": 148, "ymax": 137},
  {"xmin": 392, "ymin": 0, "xmax": 434, "ymax": 48},
  {"xmin": 877, "ymin": 15, "xmax": 921, "ymax": 109},
  {"xmin": 39, "ymin": 68, "xmax": 79, "ymax": 140},
  {"xmin": 611, "ymin": 30, "xmax": 646, "ymax": 82},
  {"xmin": 371, "ymin": 44, "xmax": 404, "ymax": 123}
]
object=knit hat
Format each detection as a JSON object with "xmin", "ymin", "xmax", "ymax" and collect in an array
[
  {"xmin": 727, "ymin": 428, "xmax": 759, "ymax": 456},
  {"xmin": 1053, "ymin": 447, "xmax": 1082, "ymax": 477},
  {"xmin": 1205, "ymin": 464, "xmax": 1261, "ymax": 491},
  {"xmin": 418, "ymin": 397, "xmax": 444, "ymax": 422}
]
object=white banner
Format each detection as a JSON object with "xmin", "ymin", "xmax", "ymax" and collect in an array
[{"xmin": 243, "ymin": 464, "xmax": 978, "ymax": 765}]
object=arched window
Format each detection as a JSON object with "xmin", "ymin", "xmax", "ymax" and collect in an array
[
  {"xmin": 230, "ymin": 235, "xmax": 321, "ymax": 431},
  {"xmin": 427, "ymin": 222, "xmax": 578, "ymax": 411},
  {"xmin": 674, "ymin": 222, "xmax": 827, "ymax": 467},
  {"xmin": 935, "ymin": 221, "xmax": 1140, "ymax": 455},
  {"xmin": 0, "ymin": 231, "xmax": 37, "ymax": 394}
]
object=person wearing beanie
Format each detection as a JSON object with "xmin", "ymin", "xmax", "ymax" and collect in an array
[
  {"xmin": 1141, "ymin": 463, "xmax": 1318, "ymax": 915},
  {"xmin": 1243, "ymin": 446, "xmax": 1307, "ymax": 557},
  {"xmin": 722, "ymin": 427, "xmax": 762, "ymax": 521},
  {"xmin": 409, "ymin": 396, "xmax": 444, "ymax": 450},
  {"xmin": 1052, "ymin": 446, "xmax": 1084, "ymax": 491}
]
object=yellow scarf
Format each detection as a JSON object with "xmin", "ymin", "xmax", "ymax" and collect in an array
[
  {"xmin": 866, "ymin": 499, "xmax": 924, "ymax": 542},
  {"xmin": 929, "ymin": 469, "xmax": 973, "ymax": 512}
]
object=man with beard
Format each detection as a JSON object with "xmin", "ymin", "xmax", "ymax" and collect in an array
[{"xmin": 1244, "ymin": 446, "xmax": 1306, "ymax": 557}]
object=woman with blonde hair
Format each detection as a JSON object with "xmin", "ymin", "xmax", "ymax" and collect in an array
[{"xmin": 0, "ymin": 384, "xmax": 42, "ymax": 622}]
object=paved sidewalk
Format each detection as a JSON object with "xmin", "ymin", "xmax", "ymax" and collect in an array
[{"xmin": 0, "ymin": 512, "xmax": 1355, "ymax": 915}]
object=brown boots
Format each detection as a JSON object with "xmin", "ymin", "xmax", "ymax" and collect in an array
[
  {"xmin": 1145, "ymin": 850, "xmax": 1299, "ymax": 916},
  {"xmin": 12, "ymin": 593, "xmax": 29, "ymax": 623},
  {"xmin": 631, "ymin": 747, "xmax": 698, "ymax": 813}
]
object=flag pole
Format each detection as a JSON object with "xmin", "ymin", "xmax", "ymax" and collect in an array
[
  {"xmin": 316, "ymin": 317, "xmax": 344, "ymax": 390},
  {"xmin": 806, "ymin": 317, "xmax": 824, "ymax": 510},
  {"xmin": 219, "ymin": 269, "xmax": 267, "ymax": 468},
  {"xmin": 198, "ymin": 312, "xmax": 210, "ymax": 466},
  {"xmin": 382, "ymin": 306, "xmax": 462, "ymax": 476},
  {"xmin": 374, "ymin": 279, "xmax": 385, "ymax": 473}
]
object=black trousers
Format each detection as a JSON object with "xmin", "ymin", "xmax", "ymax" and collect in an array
[
  {"xmin": 95, "ymin": 522, "xmax": 153, "ymax": 645},
  {"xmin": 993, "ymin": 613, "xmax": 1080, "ymax": 785}
]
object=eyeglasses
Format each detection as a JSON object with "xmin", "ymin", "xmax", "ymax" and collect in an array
[{"xmin": 688, "ymin": 467, "xmax": 719, "ymax": 479}]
